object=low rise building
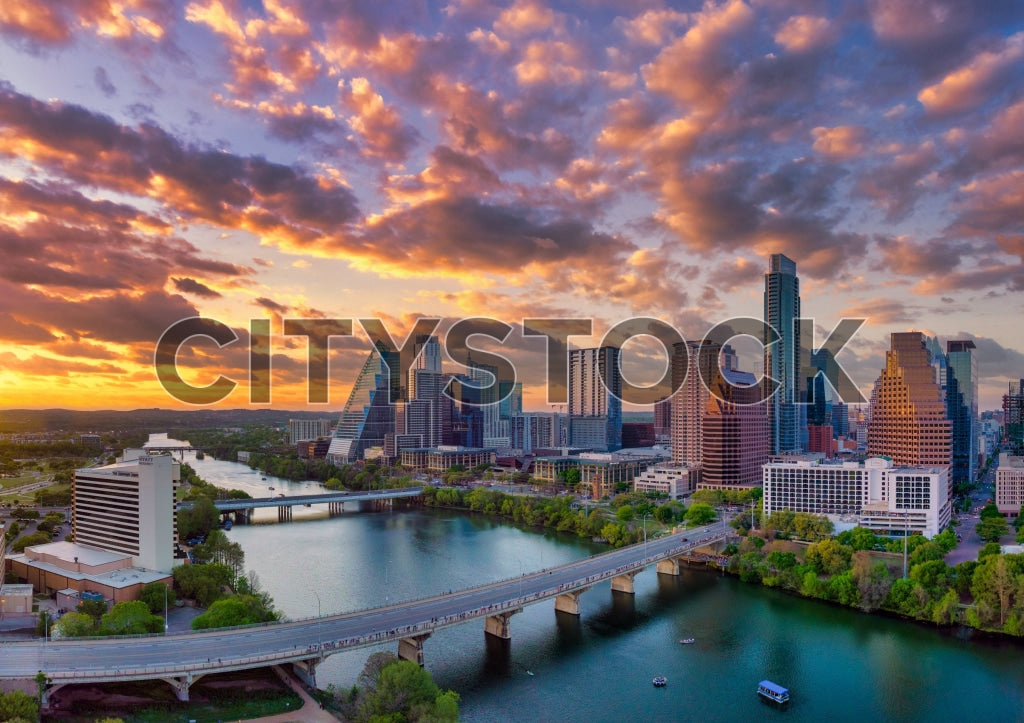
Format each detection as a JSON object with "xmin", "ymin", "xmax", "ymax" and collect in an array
[
  {"xmin": 763, "ymin": 456, "xmax": 950, "ymax": 538},
  {"xmin": 632, "ymin": 463, "xmax": 700, "ymax": 500},
  {"xmin": 996, "ymin": 453, "xmax": 1024, "ymax": 517},
  {"xmin": 399, "ymin": 445, "xmax": 496, "ymax": 473}
]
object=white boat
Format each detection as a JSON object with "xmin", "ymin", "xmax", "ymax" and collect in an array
[
  {"xmin": 652, "ymin": 676, "xmax": 667, "ymax": 687},
  {"xmin": 679, "ymin": 638, "xmax": 696, "ymax": 644}
]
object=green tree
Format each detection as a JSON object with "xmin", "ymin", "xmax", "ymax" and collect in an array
[
  {"xmin": 178, "ymin": 496, "xmax": 221, "ymax": 540},
  {"xmin": 685, "ymin": 503, "xmax": 716, "ymax": 526},
  {"xmin": 976, "ymin": 515, "xmax": 1008, "ymax": 543},
  {"xmin": 616, "ymin": 505, "xmax": 635, "ymax": 522},
  {"xmin": 805, "ymin": 539, "xmax": 853, "ymax": 576},
  {"xmin": 357, "ymin": 659, "xmax": 459, "ymax": 722},
  {"xmin": 139, "ymin": 582, "xmax": 175, "ymax": 615},
  {"xmin": 100, "ymin": 601, "xmax": 164, "ymax": 635},
  {"xmin": 932, "ymin": 588, "xmax": 961, "ymax": 626},
  {"xmin": 52, "ymin": 611, "xmax": 97, "ymax": 638},
  {"xmin": 0, "ymin": 689, "xmax": 39, "ymax": 722},
  {"xmin": 77, "ymin": 599, "xmax": 108, "ymax": 622},
  {"xmin": 194, "ymin": 529, "xmax": 245, "ymax": 578},
  {"xmin": 978, "ymin": 542, "xmax": 1003, "ymax": 560}
]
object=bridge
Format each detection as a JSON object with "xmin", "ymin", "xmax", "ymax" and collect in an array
[
  {"xmin": 0, "ymin": 521, "xmax": 733, "ymax": 705},
  {"xmin": 178, "ymin": 487, "xmax": 425, "ymax": 523}
]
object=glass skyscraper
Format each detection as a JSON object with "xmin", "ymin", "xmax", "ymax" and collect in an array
[
  {"xmin": 946, "ymin": 339, "xmax": 978, "ymax": 485},
  {"xmin": 764, "ymin": 253, "xmax": 804, "ymax": 454}
]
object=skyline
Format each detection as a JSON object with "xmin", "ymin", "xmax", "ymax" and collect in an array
[{"xmin": 1, "ymin": 0, "xmax": 1023, "ymax": 411}]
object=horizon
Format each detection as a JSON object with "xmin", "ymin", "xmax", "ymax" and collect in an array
[{"xmin": 1, "ymin": 1, "xmax": 1023, "ymax": 413}]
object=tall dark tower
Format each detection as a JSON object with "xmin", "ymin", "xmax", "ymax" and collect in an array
[{"xmin": 764, "ymin": 253, "xmax": 804, "ymax": 454}]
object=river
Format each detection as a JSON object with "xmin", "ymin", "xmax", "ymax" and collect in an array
[{"xmin": 183, "ymin": 451, "xmax": 1024, "ymax": 721}]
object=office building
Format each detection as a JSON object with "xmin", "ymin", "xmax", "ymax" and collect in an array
[
  {"xmin": 700, "ymin": 366, "xmax": 770, "ymax": 489},
  {"xmin": 867, "ymin": 332, "xmax": 951, "ymax": 469},
  {"xmin": 1003, "ymin": 380, "xmax": 1024, "ymax": 453},
  {"xmin": 764, "ymin": 253, "xmax": 804, "ymax": 454},
  {"xmin": 327, "ymin": 345, "xmax": 397, "ymax": 464},
  {"xmin": 763, "ymin": 456, "xmax": 951, "ymax": 538},
  {"xmin": 946, "ymin": 340, "xmax": 978, "ymax": 486},
  {"xmin": 632, "ymin": 463, "xmax": 700, "ymax": 500},
  {"xmin": 670, "ymin": 340, "xmax": 717, "ymax": 466},
  {"xmin": 996, "ymin": 454, "xmax": 1024, "ymax": 517},
  {"xmin": 568, "ymin": 347, "xmax": 622, "ymax": 451}
]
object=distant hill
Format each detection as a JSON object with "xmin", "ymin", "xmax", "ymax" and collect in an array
[{"xmin": 0, "ymin": 408, "xmax": 340, "ymax": 433}]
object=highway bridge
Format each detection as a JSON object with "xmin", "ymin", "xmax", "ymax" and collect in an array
[
  {"xmin": 0, "ymin": 521, "xmax": 733, "ymax": 705},
  {"xmin": 178, "ymin": 486, "xmax": 425, "ymax": 522}
]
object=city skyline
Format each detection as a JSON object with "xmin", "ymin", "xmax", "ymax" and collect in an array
[{"xmin": 1, "ymin": 1, "xmax": 1023, "ymax": 411}]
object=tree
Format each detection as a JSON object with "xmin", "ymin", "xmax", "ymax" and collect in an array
[
  {"xmin": 616, "ymin": 505, "xmax": 635, "ymax": 522},
  {"xmin": 805, "ymin": 539, "xmax": 853, "ymax": 576},
  {"xmin": 0, "ymin": 689, "xmax": 38, "ymax": 721},
  {"xmin": 194, "ymin": 529, "xmax": 245, "ymax": 578},
  {"xmin": 139, "ymin": 582, "xmax": 175, "ymax": 615},
  {"xmin": 357, "ymin": 659, "xmax": 459, "ymax": 722},
  {"xmin": 178, "ymin": 496, "xmax": 220, "ymax": 540},
  {"xmin": 100, "ymin": 601, "xmax": 164, "ymax": 635},
  {"xmin": 685, "ymin": 503, "xmax": 716, "ymax": 526},
  {"xmin": 976, "ymin": 515, "xmax": 1008, "ymax": 543},
  {"xmin": 77, "ymin": 599, "xmax": 108, "ymax": 622},
  {"xmin": 52, "ymin": 611, "xmax": 97, "ymax": 638}
]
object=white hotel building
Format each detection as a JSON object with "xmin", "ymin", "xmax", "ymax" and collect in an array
[{"xmin": 763, "ymin": 457, "xmax": 951, "ymax": 538}]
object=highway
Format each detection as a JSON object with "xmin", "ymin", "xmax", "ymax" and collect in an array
[
  {"xmin": 0, "ymin": 520, "xmax": 731, "ymax": 686},
  {"xmin": 176, "ymin": 486, "xmax": 425, "ymax": 512}
]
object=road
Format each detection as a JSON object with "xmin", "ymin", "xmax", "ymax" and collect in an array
[{"xmin": 0, "ymin": 520, "xmax": 731, "ymax": 685}]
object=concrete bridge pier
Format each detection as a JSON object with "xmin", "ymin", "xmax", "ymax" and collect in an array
[
  {"xmin": 277, "ymin": 505, "xmax": 292, "ymax": 522},
  {"xmin": 292, "ymin": 659, "xmax": 319, "ymax": 688},
  {"xmin": 610, "ymin": 571, "xmax": 639, "ymax": 594},
  {"xmin": 163, "ymin": 672, "xmax": 194, "ymax": 702},
  {"xmin": 329, "ymin": 501, "xmax": 344, "ymax": 516},
  {"xmin": 398, "ymin": 633, "xmax": 432, "ymax": 666},
  {"xmin": 656, "ymin": 557, "xmax": 681, "ymax": 576},
  {"xmin": 554, "ymin": 588, "xmax": 590, "ymax": 615},
  {"xmin": 484, "ymin": 609, "xmax": 521, "ymax": 640}
]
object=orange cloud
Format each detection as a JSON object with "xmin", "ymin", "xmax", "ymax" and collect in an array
[
  {"xmin": 775, "ymin": 15, "xmax": 835, "ymax": 54},
  {"xmin": 812, "ymin": 125, "xmax": 867, "ymax": 160},
  {"xmin": 918, "ymin": 32, "xmax": 1024, "ymax": 114}
]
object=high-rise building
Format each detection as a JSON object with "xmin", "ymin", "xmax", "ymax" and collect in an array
[
  {"xmin": 700, "ymin": 366, "xmax": 770, "ymax": 488},
  {"xmin": 568, "ymin": 347, "xmax": 622, "ymax": 451},
  {"xmin": 468, "ymin": 358, "xmax": 510, "ymax": 447},
  {"xmin": 763, "ymin": 253, "xmax": 804, "ymax": 454},
  {"xmin": 1003, "ymin": 380, "xmax": 1024, "ymax": 453},
  {"xmin": 327, "ymin": 345, "xmax": 397, "ymax": 464},
  {"xmin": 72, "ymin": 451, "xmax": 178, "ymax": 572},
  {"xmin": 289, "ymin": 418, "xmax": 332, "ymax": 443},
  {"xmin": 946, "ymin": 340, "xmax": 978, "ymax": 486},
  {"xmin": 407, "ymin": 334, "xmax": 442, "ymax": 399},
  {"xmin": 995, "ymin": 453, "xmax": 1024, "ymax": 517},
  {"xmin": 654, "ymin": 397, "xmax": 672, "ymax": 437},
  {"xmin": 867, "ymin": 332, "xmax": 951, "ymax": 469},
  {"xmin": 670, "ymin": 340, "xmax": 717, "ymax": 466}
]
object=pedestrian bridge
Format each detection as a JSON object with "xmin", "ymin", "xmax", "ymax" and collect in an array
[{"xmin": 0, "ymin": 521, "xmax": 732, "ymax": 706}]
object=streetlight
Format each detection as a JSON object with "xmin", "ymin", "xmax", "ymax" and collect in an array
[
  {"xmin": 313, "ymin": 590, "xmax": 322, "ymax": 651},
  {"xmin": 164, "ymin": 584, "xmax": 168, "ymax": 632},
  {"xmin": 642, "ymin": 513, "xmax": 649, "ymax": 561}
]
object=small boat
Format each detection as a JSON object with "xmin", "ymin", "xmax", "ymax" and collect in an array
[
  {"xmin": 526, "ymin": 670, "xmax": 534, "ymax": 676},
  {"xmin": 679, "ymin": 638, "xmax": 695, "ymax": 644},
  {"xmin": 652, "ymin": 676, "xmax": 667, "ymax": 687},
  {"xmin": 262, "ymin": 477, "xmax": 267, "ymax": 480},
  {"xmin": 757, "ymin": 680, "xmax": 790, "ymax": 704},
  {"xmin": 268, "ymin": 486, "xmax": 275, "ymax": 490}
]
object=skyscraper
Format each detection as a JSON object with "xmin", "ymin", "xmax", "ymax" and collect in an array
[
  {"xmin": 764, "ymin": 253, "xmax": 804, "ymax": 454},
  {"xmin": 867, "ymin": 332, "xmax": 951, "ymax": 468},
  {"xmin": 568, "ymin": 346, "xmax": 622, "ymax": 451},
  {"xmin": 670, "ymin": 340, "xmax": 717, "ymax": 466},
  {"xmin": 701, "ymin": 364, "xmax": 770, "ymax": 488},
  {"xmin": 326, "ymin": 344, "xmax": 397, "ymax": 464},
  {"xmin": 1003, "ymin": 380, "xmax": 1024, "ymax": 453},
  {"xmin": 946, "ymin": 340, "xmax": 978, "ymax": 486}
]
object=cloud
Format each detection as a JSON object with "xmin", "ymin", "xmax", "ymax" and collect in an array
[
  {"xmin": 918, "ymin": 31, "xmax": 1024, "ymax": 115},
  {"xmin": 93, "ymin": 66, "xmax": 117, "ymax": 96},
  {"xmin": 340, "ymin": 77, "xmax": 420, "ymax": 161},
  {"xmin": 0, "ymin": 313, "xmax": 57, "ymax": 343},
  {"xmin": 0, "ymin": 0, "xmax": 169, "ymax": 48},
  {"xmin": 172, "ymin": 277, "xmax": 222, "ymax": 298},
  {"xmin": 812, "ymin": 125, "xmax": 867, "ymax": 160},
  {"xmin": 774, "ymin": 15, "xmax": 836, "ymax": 54},
  {"xmin": 619, "ymin": 8, "xmax": 690, "ymax": 47},
  {"xmin": 840, "ymin": 297, "xmax": 917, "ymax": 325},
  {"xmin": 0, "ymin": 86, "xmax": 362, "ymax": 249}
]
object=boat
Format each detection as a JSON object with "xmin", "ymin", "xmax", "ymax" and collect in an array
[
  {"xmin": 262, "ymin": 477, "xmax": 267, "ymax": 480},
  {"xmin": 526, "ymin": 670, "xmax": 534, "ymax": 676},
  {"xmin": 222, "ymin": 519, "xmax": 232, "ymax": 530},
  {"xmin": 652, "ymin": 676, "xmax": 667, "ymax": 687},
  {"xmin": 757, "ymin": 680, "xmax": 790, "ymax": 704},
  {"xmin": 679, "ymin": 638, "xmax": 696, "ymax": 644},
  {"xmin": 268, "ymin": 486, "xmax": 275, "ymax": 490}
]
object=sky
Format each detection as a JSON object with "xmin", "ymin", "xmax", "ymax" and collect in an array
[{"xmin": 0, "ymin": 0, "xmax": 1023, "ymax": 413}]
